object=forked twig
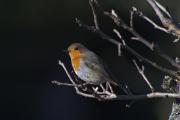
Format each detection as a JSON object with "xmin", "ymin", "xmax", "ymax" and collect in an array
[
  {"xmin": 132, "ymin": 60, "xmax": 155, "ymax": 92},
  {"xmin": 146, "ymin": 0, "xmax": 180, "ymax": 41},
  {"xmin": 54, "ymin": 60, "xmax": 180, "ymax": 101}
]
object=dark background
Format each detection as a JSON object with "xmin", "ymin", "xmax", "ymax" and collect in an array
[{"xmin": 3, "ymin": 0, "xmax": 180, "ymax": 120}]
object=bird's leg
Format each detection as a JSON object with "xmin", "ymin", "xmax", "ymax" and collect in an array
[
  {"xmin": 93, "ymin": 86, "xmax": 107, "ymax": 95},
  {"xmin": 105, "ymin": 82, "xmax": 109, "ymax": 91},
  {"xmin": 91, "ymin": 86, "xmax": 105, "ymax": 101},
  {"xmin": 92, "ymin": 86, "xmax": 99, "ymax": 92},
  {"xmin": 100, "ymin": 84, "xmax": 106, "ymax": 92},
  {"xmin": 106, "ymin": 82, "xmax": 114, "ymax": 94}
]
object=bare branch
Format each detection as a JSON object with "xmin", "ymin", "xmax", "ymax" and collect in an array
[
  {"xmin": 76, "ymin": 18, "xmax": 180, "ymax": 81},
  {"xmin": 130, "ymin": 6, "xmax": 180, "ymax": 69},
  {"xmin": 113, "ymin": 29, "xmax": 123, "ymax": 56},
  {"xmin": 113, "ymin": 92, "xmax": 180, "ymax": 101},
  {"xmin": 168, "ymin": 103, "xmax": 180, "ymax": 120},
  {"xmin": 57, "ymin": 60, "xmax": 121, "ymax": 100},
  {"xmin": 146, "ymin": 0, "xmax": 171, "ymax": 26},
  {"xmin": 146, "ymin": 0, "xmax": 180, "ymax": 38},
  {"xmin": 76, "ymin": 18, "xmax": 122, "ymax": 56},
  {"xmin": 130, "ymin": 7, "xmax": 134, "ymax": 28},
  {"xmin": 89, "ymin": 0, "xmax": 99, "ymax": 29},
  {"xmin": 155, "ymin": 45, "xmax": 180, "ymax": 70},
  {"xmin": 153, "ymin": 0, "xmax": 172, "ymax": 19},
  {"xmin": 51, "ymin": 80, "xmax": 87, "ymax": 87},
  {"xmin": 113, "ymin": 29, "xmax": 126, "ymax": 45},
  {"xmin": 131, "ymin": 6, "xmax": 168, "ymax": 33},
  {"xmin": 104, "ymin": 9, "xmax": 154, "ymax": 50},
  {"xmin": 76, "ymin": 19, "xmax": 116, "ymax": 45},
  {"xmin": 58, "ymin": 60, "xmax": 96, "ymax": 98},
  {"xmin": 104, "ymin": 9, "xmax": 180, "ymax": 71},
  {"xmin": 55, "ymin": 60, "xmax": 180, "ymax": 101},
  {"xmin": 124, "ymin": 45, "xmax": 180, "ymax": 81},
  {"xmin": 132, "ymin": 60, "xmax": 155, "ymax": 92}
]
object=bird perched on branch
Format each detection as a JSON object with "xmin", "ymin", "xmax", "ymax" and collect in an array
[{"xmin": 67, "ymin": 43, "xmax": 131, "ymax": 95}]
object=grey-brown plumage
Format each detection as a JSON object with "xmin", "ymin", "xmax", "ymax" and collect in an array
[{"xmin": 68, "ymin": 43, "xmax": 131, "ymax": 95}]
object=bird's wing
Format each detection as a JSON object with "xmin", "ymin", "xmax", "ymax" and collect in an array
[
  {"xmin": 83, "ymin": 57, "xmax": 110, "ymax": 80},
  {"xmin": 87, "ymin": 52, "xmax": 132, "ymax": 95},
  {"xmin": 83, "ymin": 52, "xmax": 119, "ymax": 82}
]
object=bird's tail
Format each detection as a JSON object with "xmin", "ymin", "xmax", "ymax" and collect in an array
[{"xmin": 110, "ymin": 81, "xmax": 132, "ymax": 95}]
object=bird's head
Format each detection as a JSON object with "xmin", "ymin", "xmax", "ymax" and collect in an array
[{"xmin": 67, "ymin": 43, "xmax": 88, "ymax": 60}]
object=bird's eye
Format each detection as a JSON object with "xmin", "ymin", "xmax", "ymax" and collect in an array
[{"xmin": 74, "ymin": 47, "xmax": 79, "ymax": 50}]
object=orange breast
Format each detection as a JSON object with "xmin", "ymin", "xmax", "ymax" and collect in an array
[{"xmin": 69, "ymin": 51, "xmax": 81, "ymax": 71}]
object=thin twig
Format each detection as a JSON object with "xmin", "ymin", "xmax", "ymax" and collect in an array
[
  {"xmin": 146, "ymin": 0, "xmax": 180, "ymax": 37},
  {"xmin": 123, "ymin": 44, "xmax": 180, "ymax": 81},
  {"xmin": 55, "ymin": 60, "xmax": 180, "ymax": 100},
  {"xmin": 104, "ymin": 10, "xmax": 154, "ymax": 50},
  {"xmin": 104, "ymin": 9, "xmax": 180, "ymax": 70},
  {"xmin": 76, "ymin": 18, "xmax": 122, "ymax": 56},
  {"xmin": 155, "ymin": 44, "xmax": 180, "ymax": 70},
  {"xmin": 146, "ymin": 0, "xmax": 172, "ymax": 27},
  {"xmin": 76, "ymin": 17, "xmax": 180, "ymax": 81},
  {"xmin": 130, "ymin": 8, "xmax": 134, "ymax": 28},
  {"xmin": 53, "ymin": 80, "xmax": 180, "ymax": 101},
  {"xmin": 58, "ymin": 60, "xmax": 95, "ymax": 98},
  {"xmin": 89, "ymin": 0, "xmax": 99, "ymax": 29},
  {"xmin": 130, "ymin": 6, "xmax": 180, "ymax": 70},
  {"xmin": 56, "ymin": 61, "xmax": 180, "ymax": 100},
  {"xmin": 51, "ymin": 80, "xmax": 87, "ymax": 87},
  {"xmin": 153, "ymin": 0, "xmax": 172, "ymax": 19},
  {"xmin": 132, "ymin": 60, "xmax": 155, "ymax": 92},
  {"xmin": 131, "ymin": 6, "xmax": 168, "ymax": 33},
  {"xmin": 113, "ymin": 29, "xmax": 126, "ymax": 45},
  {"xmin": 113, "ymin": 29, "xmax": 122, "ymax": 56}
]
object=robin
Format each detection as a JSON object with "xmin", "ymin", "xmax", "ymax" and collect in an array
[{"xmin": 67, "ymin": 43, "xmax": 131, "ymax": 95}]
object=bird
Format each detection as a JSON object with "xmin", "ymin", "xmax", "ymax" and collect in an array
[{"xmin": 67, "ymin": 42, "xmax": 131, "ymax": 95}]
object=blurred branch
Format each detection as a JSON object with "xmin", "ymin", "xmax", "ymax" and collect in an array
[
  {"xmin": 146, "ymin": 0, "xmax": 180, "ymax": 42},
  {"xmin": 89, "ymin": 0, "xmax": 99, "ymax": 29},
  {"xmin": 169, "ymin": 103, "xmax": 180, "ymax": 120}
]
